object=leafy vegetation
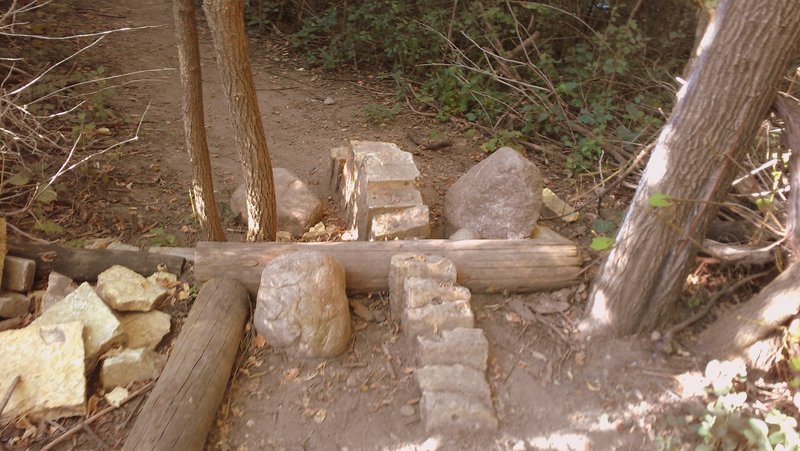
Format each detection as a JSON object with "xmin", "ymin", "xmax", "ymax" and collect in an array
[{"xmin": 266, "ymin": 0, "xmax": 695, "ymax": 170}]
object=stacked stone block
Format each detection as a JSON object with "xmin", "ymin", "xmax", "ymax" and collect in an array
[
  {"xmin": 389, "ymin": 253, "xmax": 498, "ymax": 433},
  {"xmin": 341, "ymin": 141, "xmax": 430, "ymax": 241}
]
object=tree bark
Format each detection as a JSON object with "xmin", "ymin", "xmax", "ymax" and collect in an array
[
  {"xmin": 173, "ymin": 0, "xmax": 226, "ymax": 242},
  {"xmin": 580, "ymin": 0, "xmax": 800, "ymax": 338},
  {"xmin": 774, "ymin": 95, "xmax": 800, "ymax": 258},
  {"xmin": 203, "ymin": 0, "xmax": 277, "ymax": 241}
]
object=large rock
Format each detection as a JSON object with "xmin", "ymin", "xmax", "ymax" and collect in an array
[
  {"xmin": 444, "ymin": 147, "xmax": 544, "ymax": 239},
  {"xmin": 254, "ymin": 252, "xmax": 351, "ymax": 358},
  {"xmin": 231, "ymin": 168, "xmax": 324, "ymax": 238},
  {"xmin": 0, "ymin": 321, "xmax": 86, "ymax": 422},
  {"xmin": 32, "ymin": 283, "xmax": 124, "ymax": 363},
  {"xmin": 96, "ymin": 265, "xmax": 169, "ymax": 312},
  {"xmin": 100, "ymin": 348, "xmax": 167, "ymax": 389}
]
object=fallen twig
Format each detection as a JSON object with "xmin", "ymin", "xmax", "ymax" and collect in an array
[
  {"xmin": 40, "ymin": 381, "xmax": 154, "ymax": 451},
  {"xmin": 0, "ymin": 375, "xmax": 21, "ymax": 416},
  {"xmin": 658, "ymin": 269, "xmax": 773, "ymax": 354},
  {"xmin": 406, "ymin": 132, "xmax": 452, "ymax": 150}
]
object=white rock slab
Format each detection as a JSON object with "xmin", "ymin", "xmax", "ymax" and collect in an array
[
  {"xmin": 32, "ymin": 282, "xmax": 124, "ymax": 363},
  {"xmin": 96, "ymin": 265, "xmax": 168, "ymax": 312},
  {"xmin": 100, "ymin": 348, "xmax": 167, "ymax": 389},
  {"xmin": 0, "ymin": 321, "xmax": 86, "ymax": 422}
]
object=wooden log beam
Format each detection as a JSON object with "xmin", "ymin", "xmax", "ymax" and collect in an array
[
  {"xmin": 697, "ymin": 262, "xmax": 800, "ymax": 358},
  {"xmin": 123, "ymin": 278, "xmax": 249, "ymax": 451},
  {"xmin": 195, "ymin": 227, "xmax": 583, "ymax": 297},
  {"xmin": 7, "ymin": 243, "xmax": 185, "ymax": 283}
]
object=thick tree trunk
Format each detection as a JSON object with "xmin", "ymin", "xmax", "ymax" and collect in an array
[
  {"xmin": 173, "ymin": 0, "xmax": 226, "ymax": 242},
  {"xmin": 580, "ymin": 0, "xmax": 800, "ymax": 338},
  {"xmin": 203, "ymin": 0, "xmax": 277, "ymax": 241},
  {"xmin": 775, "ymin": 95, "xmax": 800, "ymax": 258}
]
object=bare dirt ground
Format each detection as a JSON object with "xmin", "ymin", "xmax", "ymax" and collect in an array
[{"xmin": 3, "ymin": 0, "xmax": 717, "ymax": 449}]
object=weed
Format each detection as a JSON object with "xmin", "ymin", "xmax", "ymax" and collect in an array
[{"xmin": 362, "ymin": 104, "xmax": 401, "ymax": 125}]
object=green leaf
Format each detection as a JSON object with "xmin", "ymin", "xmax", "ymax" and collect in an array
[
  {"xmin": 34, "ymin": 219, "xmax": 64, "ymax": 235},
  {"xmin": 788, "ymin": 357, "xmax": 800, "ymax": 372},
  {"xmin": 34, "ymin": 186, "xmax": 57, "ymax": 204},
  {"xmin": 591, "ymin": 236, "xmax": 615, "ymax": 251},
  {"xmin": 649, "ymin": 192, "xmax": 673, "ymax": 208},
  {"xmin": 6, "ymin": 173, "xmax": 30, "ymax": 186}
]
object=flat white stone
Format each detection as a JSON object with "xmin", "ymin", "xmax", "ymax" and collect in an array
[
  {"xmin": 100, "ymin": 348, "xmax": 167, "ymax": 389},
  {"xmin": 97, "ymin": 265, "xmax": 168, "ymax": 312},
  {"xmin": 32, "ymin": 282, "xmax": 124, "ymax": 363},
  {"xmin": 0, "ymin": 321, "xmax": 86, "ymax": 422}
]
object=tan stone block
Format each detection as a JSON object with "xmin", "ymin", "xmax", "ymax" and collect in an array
[
  {"xmin": 417, "ymin": 327, "xmax": 488, "ymax": 371},
  {"xmin": 33, "ymin": 283, "xmax": 124, "ymax": 363},
  {"xmin": 118, "ymin": 310, "xmax": 171, "ymax": 350},
  {"xmin": 0, "ymin": 321, "xmax": 86, "ymax": 422},
  {"xmin": 96, "ymin": 265, "xmax": 168, "ymax": 312},
  {"xmin": 2, "ymin": 256, "xmax": 35, "ymax": 293},
  {"xmin": 388, "ymin": 254, "xmax": 457, "ymax": 319},
  {"xmin": 0, "ymin": 291, "xmax": 29, "ymax": 318},
  {"xmin": 403, "ymin": 300, "xmax": 474, "ymax": 345},
  {"xmin": 100, "ymin": 348, "xmax": 166, "ymax": 389}
]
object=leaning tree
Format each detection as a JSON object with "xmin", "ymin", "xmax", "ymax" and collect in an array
[
  {"xmin": 579, "ymin": 0, "xmax": 800, "ymax": 338},
  {"xmin": 172, "ymin": 0, "xmax": 226, "ymax": 242},
  {"xmin": 203, "ymin": 0, "xmax": 277, "ymax": 241}
]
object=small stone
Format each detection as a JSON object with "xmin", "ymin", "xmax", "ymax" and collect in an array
[
  {"xmin": 42, "ymin": 272, "xmax": 76, "ymax": 312},
  {"xmin": 100, "ymin": 348, "xmax": 167, "ymax": 389},
  {"xmin": 399, "ymin": 405, "xmax": 415, "ymax": 417},
  {"xmin": 417, "ymin": 328, "xmax": 489, "ymax": 372},
  {"xmin": 96, "ymin": 265, "xmax": 168, "ymax": 312},
  {"xmin": 254, "ymin": 252, "xmax": 351, "ymax": 358},
  {"xmin": 542, "ymin": 188, "xmax": 578, "ymax": 222},
  {"xmin": 0, "ymin": 291, "xmax": 29, "ymax": 318},
  {"xmin": 372, "ymin": 308, "xmax": 387, "ymax": 323},
  {"xmin": 388, "ymin": 253, "xmax": 457, "ymax": 320},
  {"xmin": 323, "ymin": 97, "xmax": 336, "ymax": 105},
  {"xmin": 246, "ymin": 419, "xmax": 256, "ymax": 428},
  {"xmin": 0, "ymin": 321, "xmax": 86, "ymax": 422},
  {"xmin": 118, "ymin": 310, "xmax": 171, "ymax": 350},
  {"xmin": 105, "ymin": 387, "xmax": 129, "ymax": 408},
  {"xmin": 449, "ymin": 228, "xmax": 481, "ymax": 240},
  {"xmin": 96, "ymin": 127, "xmax": 112, "ymax": 136},
  {"xmin": 2, "ymin": 255, "xmax": 35, "ymax": 293},
  {"xmin": 33, "ymin": 283, "xmax": 124, "ymax": 364}
]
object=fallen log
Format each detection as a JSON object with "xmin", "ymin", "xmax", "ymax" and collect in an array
[
  {"xmin": 7, "ymin": 243, "xmax": 185, "ymax": 282},
  {"xmin": 123, "ymin": 278, "xmax": 249, "ymax": 451},
  {"xmin": 195, "ymin": 227, "xmax": 583, "ymax": 297},
  {"xmin": 697, "ymin": 262, "xmax": 800, "ymax": 358}
]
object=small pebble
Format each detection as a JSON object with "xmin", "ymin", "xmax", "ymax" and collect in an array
[
  {"xmin": 372, "ymin": 309, "xmax": 387, "ymax": 323},
  {"xmin": 323, "ymin": 97, "xmax": 336, "ymax": 105},
  {"xmin": 246, "ymin": 419, "xmax": 255, "ymax": 427},
  {"xmin": 399, "ymin": 405, "xmax": 415, "ymax": 417}
]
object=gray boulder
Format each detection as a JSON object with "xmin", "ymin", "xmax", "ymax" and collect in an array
[
  {"xmin": 254, "ymin": 252, "xmax": 351, "ymax": 358},
  {"xmin": 444, "ymin": 147, "xmax": 543, "ymax": 239},
  {"xmin": 231, "ymin": 168, "xmax": 323, "ymax": 238}
]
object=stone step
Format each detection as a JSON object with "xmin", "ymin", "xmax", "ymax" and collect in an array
[
  {"xmin": 388, "ymin": 254, "xmax": 457, "ymax": 319},
  {"xmin": 417, "ymin": 327, "xmax": 489, "ymax": 372},
  {"xmin": 403, "ymin": 300, "xmax": 474, "ymax": 346}
]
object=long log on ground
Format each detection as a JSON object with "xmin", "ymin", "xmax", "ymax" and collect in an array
[
  {"xmin": 195, "ymin": 227, "xmax": 582, "ymax": 297},
  {"xmin": 123, "ymin": 278, "xmax": 249, "ymax": 451},
  {"xmin": 697, "ymin": 262, "xmax": 800, "ymax": 358},
  {"xmin": 7, "ymin": 243, "xmax": 185, "ymax": 282}
]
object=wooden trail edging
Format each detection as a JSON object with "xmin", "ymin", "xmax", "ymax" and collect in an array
[
  {"xmin": 123, "ymin": 278, "xmax": 249, "ymax": 451},
  {"xmin": 194, "ymin": 227, "xmax": 583, "ymax": 297}
]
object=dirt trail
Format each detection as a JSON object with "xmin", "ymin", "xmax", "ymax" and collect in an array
[{"xmin": 71, "ymin": 1, "xmax": 702, "ymax": 449}]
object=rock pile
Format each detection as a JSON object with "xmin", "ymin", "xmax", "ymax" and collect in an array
[{"xmin": 0, "ymin": 264, "xmax": 175, "ymax": 422}]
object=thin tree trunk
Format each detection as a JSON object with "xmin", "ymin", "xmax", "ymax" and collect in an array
[
  {"xmin": 580, "ymin": 0, "xmax": 800, "ymax": 338},
  {"xmin": 173, "ymin": 0, "xmax": 226, "ymax": 242},
  {"xmin": 203, "ymin": 0, "xmax": 277, "ymax": 241}
]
